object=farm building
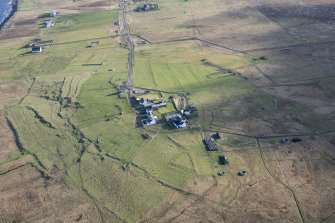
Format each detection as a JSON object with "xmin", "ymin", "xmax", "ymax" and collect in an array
[
  {"xmin": 165, "ymin": 113, "xmax": 186, "ymax": 128},
  {"xmin": 171, "ymin": 116, "xmax": 186, "ymax": 128},
  {"xmin": 203, "ymin": 138, "xmax": 218, "ymax": 151},
  {"xmin": 141, "ymin": 108, "xmax": 158, "ymax": 126},
  {"xmin": 50, "ymin": 10, "xmax": 59, "ymax": 17},
  {"xmin": 45, "ymin": 20, "xmax": 55, "ymax": 28},
  {"xmin": 137, "ymin": 98, "xmax": 167, "ymax": 110},
  {"xmin": 142, "ymin": 117, "xmax": 156, "ymax": 126},
  {"xmin": 180, "ymin": 109, "xmax": 191, "ymax": 119},
  {"xmin": 31, "ymin": 46, "xmax": 43, "ymax": 53},
  {"xmin": 135, "ymin": 3, "xmax": 158, "ymax": 12},
  {"xmin": 164, "ymin": 112, "xmax": 178, "ymax": 122},
  {"xmin": 138, "ymin": 98, "xmax": 154, "ymax": 107},
  {"xmin": 218, "ymin": 155, "xmax": 228, "ymax": 165},
  {"xmin": 212, "ymin": 132, "xmax": 221, "ymax": 140}
]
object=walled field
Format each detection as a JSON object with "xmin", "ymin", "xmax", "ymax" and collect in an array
[
  {"xmin": 134, "ymin": 41, "xmax": 253, "ymax": 91},
  {"xmin": 0, "ymin": 0, "xmax": 335, "ymax": 222}
]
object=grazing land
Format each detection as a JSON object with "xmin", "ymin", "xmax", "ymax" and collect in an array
[{"xmin": 0, "ymin": 0, "xmax": 335, "ymax": 222}]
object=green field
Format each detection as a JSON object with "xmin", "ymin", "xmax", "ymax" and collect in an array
[{"xmin": 134, "ymin": 41, "xmax": 253, "ymax": 91}]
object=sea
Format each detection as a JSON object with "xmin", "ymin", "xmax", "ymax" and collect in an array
[{"xmin": 0, "ymin": 0, "xmax": 13, "ymax": 27}]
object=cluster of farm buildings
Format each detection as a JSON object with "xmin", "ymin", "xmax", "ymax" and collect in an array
[
  {"xmin": 131, "ymin": 90, "xmax": 232, "ymax": 174},
  {"xmin": 132, "ymin": 91, "xmax": 192, "ymax": 129}
]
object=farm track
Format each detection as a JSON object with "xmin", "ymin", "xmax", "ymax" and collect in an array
[{"xmin": 120, "ymin": 0, "xmax": 134, "ymax": 88}]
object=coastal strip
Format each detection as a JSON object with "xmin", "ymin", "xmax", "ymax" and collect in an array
[{"xmin": 0, "ymin": 0, "xmax": 18, "ymax": 30}]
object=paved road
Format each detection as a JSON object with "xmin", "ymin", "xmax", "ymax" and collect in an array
[{"xmin": 120, "ymin": 0, "xmax": 134, "ymax": 88}]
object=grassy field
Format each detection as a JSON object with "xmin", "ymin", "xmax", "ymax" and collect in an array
[{"xmin": 134, "ymin": 41, "xmax": 253, "ymax": 91}]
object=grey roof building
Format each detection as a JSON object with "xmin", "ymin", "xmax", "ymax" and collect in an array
[{"xmin": 32, "ymin": 46, "xmax": 43, "ymax": 53}]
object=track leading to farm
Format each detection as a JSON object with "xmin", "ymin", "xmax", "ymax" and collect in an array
[{"xmin": 120, "ymin": 0, "xmax": 134, "ymax": 88}]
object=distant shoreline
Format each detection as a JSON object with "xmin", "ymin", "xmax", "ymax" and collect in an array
[{"xmin": 0, "ymin": 0, "xmax": 18, "ymax": 30}]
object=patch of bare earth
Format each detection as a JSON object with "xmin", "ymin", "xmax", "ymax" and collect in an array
[
  {"xmin": 0, "ymin": 28, "xmax": 38, "ymax": 40},
  {"xmin": 13, "ymin": 18, "xmax": 40, "ymax": 27},
  {"xmin": 81, "ymin": 1, "xmax": 113, "ymax": 8},
  {"xmin": 273, "ymin": 84, "xmax": 335, "ymax": 116}
]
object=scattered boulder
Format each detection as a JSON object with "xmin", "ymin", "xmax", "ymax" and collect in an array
[
  {"xmin": 237, "ymin": 170, "xmax": 247, "ymax": 176},
  {"xmin": 218, "ymin": 171, "xmax": 225, "ymax": 176},
  {"xmin": 281, "ymin": 138, "xmax": 289, "ymax": 143}
]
